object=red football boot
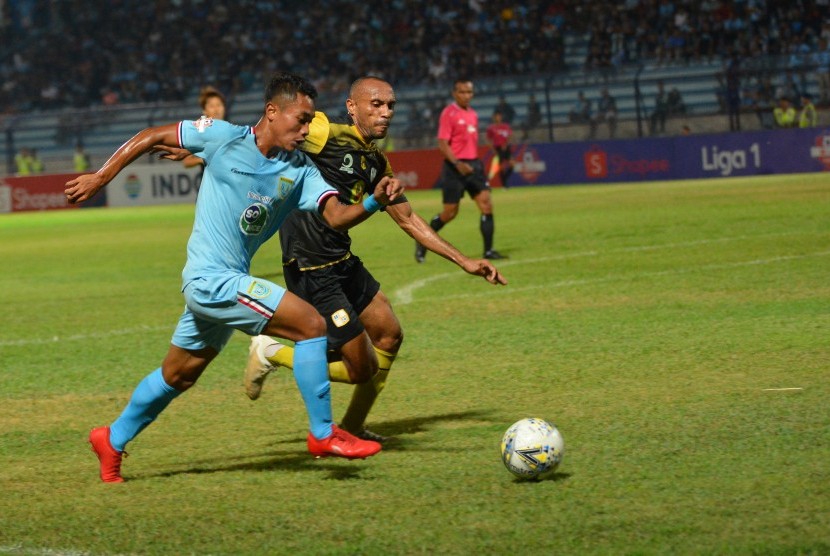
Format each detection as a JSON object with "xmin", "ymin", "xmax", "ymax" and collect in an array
[
  {"xmin": 307, "ymin": 425, "xmax": 381, "ymax": 459},
  {"xmin": 89, "ymin": 426, "xmax": 126, "ymax": 483}
]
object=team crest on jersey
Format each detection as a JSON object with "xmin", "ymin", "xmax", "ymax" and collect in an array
[
  {"xmin": 331, "ymin": 309, "xmax": 350, "ymax": 328},
  {"xmin": 247, "ymin": 280, "xmax": 272, "ymax": 299},
  {"xmin": 194, "ymin": 116, "xmax": 214, "ymax": 133},
  {"xmin": 277, "ymin": 176, "xmax": 294, "ymax": 199},
  {"xmin": 239, "ymin": 202, "xmax": 268, "ymax": 235}
]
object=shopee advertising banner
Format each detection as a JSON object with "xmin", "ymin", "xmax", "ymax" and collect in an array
[
  {"xmin": 386, "ymin": 127, "xmax": 830, "ymax": 188},
  {"xmin": 4, "ymin": 128, "xmax": 828, "ymax": 214},
  {"xmin": 0, "ymin": 173, "xmax": 106, "ymax": 213}
]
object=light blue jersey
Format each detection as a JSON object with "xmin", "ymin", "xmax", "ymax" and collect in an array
[
  {"xmin": 170, "ymin": 117, "xmax": 338, "ymax": 351},
  {"xmin": 178, "ymin": 117, "xmax": 337, "ymax": 296}
]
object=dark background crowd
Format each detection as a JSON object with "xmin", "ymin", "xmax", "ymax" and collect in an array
[
  {"xmin": 0, "ymin": 0, "xmax": 566, "ymax": 114},
  {"xmin": 1, "ymin": 0, "xmax": 828, "ymax": 119},
  {"xmin": 584, "ymin": 0, "xmax": 829, "ymax": 75}
]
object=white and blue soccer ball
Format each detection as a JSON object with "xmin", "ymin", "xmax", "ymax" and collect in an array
[{"xmin": 500, "ymin": 417, "xmax": 565, "ymax": 480}]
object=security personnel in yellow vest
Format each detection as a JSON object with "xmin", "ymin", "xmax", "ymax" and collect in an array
[
  {"xmin": 799, "ymin": 93, "xmax": 817, "ymax": 128},
  {"xmin": 74, "ymin": 143, "xmax": 91, "ymax": 172},
  {"xmin": 773, "ymin": 97, "xmax": 797, "ymax": 128},
  {"xmin": 15, "ymin": 148, "xmax": 31, "ymax": 176},
  {"xmin": 29, "ymin": 149, "xmax": 44, "ymax": 173}
]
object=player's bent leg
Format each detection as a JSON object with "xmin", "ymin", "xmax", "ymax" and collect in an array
[
  {"xmin": 340, "ymin": 291, "xmax": 403, "ymax": 439},
  {"xmin": 244, "ymin": 335, "xmax": 288, "ymax": 400},
  {"xmin": 91, "ymin": 345, "xmax": 215, "ymax": 483},
  {"xmin": 339, "ymin": 333, "xmax": 378, "ymax": 384},
  {"xmin": 263, "ymin": 292, "xmax": 381, "ymax": 459}
]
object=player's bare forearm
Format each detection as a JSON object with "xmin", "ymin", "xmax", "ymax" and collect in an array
[
  {"xmin": 387, "ymin": 203, "xmax": 507, "ymax": 285},
  {"xmin": 65, "ymin": 124, "xmax": 180, "ymax": 204},
  {"xmin": 320, "ymin": 197, "xmax": 375, "ymax": 231},
  {"xmin": 387, "ymin": 203, "xmax": 464, "ymax": 264}
]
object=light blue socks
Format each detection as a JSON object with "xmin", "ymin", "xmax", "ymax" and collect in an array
[
  {"xmin": 292, "ymin": 337, "xmax": 334, "ymax": 440},
  {"xmin": 109, "ymin": 367, "xmax": 181, "ymax": 452}
]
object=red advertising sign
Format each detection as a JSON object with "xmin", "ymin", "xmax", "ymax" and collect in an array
[
  {"xmin": 584, "ymin": 146, "xmax": 608, "ymax": 178},
  {"xmin": 385, "ymin": 149, "xmax": 445, "ymax": 190},
  {"xmin": 0, "ymin": 173, "xmax": 105, "ymax": 213}
]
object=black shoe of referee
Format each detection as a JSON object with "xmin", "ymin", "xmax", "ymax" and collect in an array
[
  {"xmin": 484, "ymin": 249, "xmax": 506, "ymax": 260},
  {"xmin": 415, "ymin": 242, "xmax": 426, "ymax": 263}
]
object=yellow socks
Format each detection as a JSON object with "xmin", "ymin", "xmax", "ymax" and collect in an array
[
  {"xmin": 265, "ymin": 344, "xmax": 353, "ymax": 384},
  {"xmin": 265, "ymin": 341, "xmax": 397, "ymax": 431},
  {"xmin": 340, "ymin": 346, "xmax": 396, "ymax": 433}
]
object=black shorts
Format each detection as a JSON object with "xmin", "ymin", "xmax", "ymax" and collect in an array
[
  {"xmin": 494, "ymin": 145, "xmax": 512, "ymax": 161},
  {"xmin": 438, "ymin": 159, "xmax": 490, "ymax": 205},
  {"xmin": 283, "ymin": 255, "xmax": 380, "ymax": 349}
]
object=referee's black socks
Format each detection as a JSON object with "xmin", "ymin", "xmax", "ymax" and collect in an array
[
  {"xmin": 481, "ymin": 213, "xmax": 494, "ymax": 253},
  {"xmin": 429, "ymin": 215, "xmax": 445, "ymax": 232}
]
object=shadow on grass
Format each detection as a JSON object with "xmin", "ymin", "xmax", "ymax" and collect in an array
[
  {"xmin": 264, "ymin": 408, "xmax": 499, "ymax": 451},
  {"xmin": 511, "ymin": 471, "xmax": 572, "ymax": 484},
  {"xmin": 140, "ymin": 451, "xmax": 372, "ymax": 482},
  {"xmin": 137, "ymin": 409, "xmax": 497, "ymax": 481}
]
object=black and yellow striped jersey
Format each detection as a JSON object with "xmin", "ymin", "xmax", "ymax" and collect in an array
[{"xmin": 279, "ymin": 111, "xmax": 405, "ymax": 270}]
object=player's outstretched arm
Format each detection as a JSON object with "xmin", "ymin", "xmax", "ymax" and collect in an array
[
  {"xmin": 320, "ymin": 176, "xmax": 405, "ymax": 232},
  {"xmin": 65, "ymin": 124, "xmax": 180, "ymax": 204},
  {"xmin": 386, "ymin": 202, "xmax": 507, "ymax": 285}
]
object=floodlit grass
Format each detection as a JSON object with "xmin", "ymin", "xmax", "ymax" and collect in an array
[{"xmin": 1, "ymin": 174, "xmax": 828, "ymax": 555}]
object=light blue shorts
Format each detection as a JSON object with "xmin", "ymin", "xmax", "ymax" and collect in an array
[{"xmin": 171, "ymin": 273, "xmax": 287, "ymax": 352}]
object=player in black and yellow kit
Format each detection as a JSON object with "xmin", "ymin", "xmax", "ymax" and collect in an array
[{"xmin": 245, "ymin": 76, "xmax": 507, "ymax": 440}]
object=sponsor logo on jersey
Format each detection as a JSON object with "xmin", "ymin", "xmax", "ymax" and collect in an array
[
  {"xmin": 195, "ymin": 116, "xmax": 213, "ymax": 133},
  {"xmin": 247, "ymin": 190, "xmax": 273, "ymax": 204},
  {"xmin": 331, "ymin": 309, "xmax": 350, "ymax": 328},
  {"xmin": 239, "ymin": 202, "xmax": 268, "ymax": 235},
  {"xmin": 339, "ymin": 153, "xmax": 356, "ymax": 175}
]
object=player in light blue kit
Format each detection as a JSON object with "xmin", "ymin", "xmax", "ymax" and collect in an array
[{"xmin": 65, "ymin": 72, "xmax": 403, "ymax": 483}]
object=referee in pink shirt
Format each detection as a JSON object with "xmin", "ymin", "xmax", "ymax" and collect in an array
[{"xmin": 415, "ymin": 79, "xmax": 505, "ymax": 263}]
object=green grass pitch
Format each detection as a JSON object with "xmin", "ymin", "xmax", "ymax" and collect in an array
[{"xmin": 1, "ymin": 174, "xmax": 828, "ymax": 555}]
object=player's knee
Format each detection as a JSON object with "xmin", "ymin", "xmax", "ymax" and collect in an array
[
  {"xmin": 374, "ymin": 327, "xmax": 403, "ymax": 354},
  {"xmin": 161, "ymin": 362, "xmax": 202, "ymax": 392},
  {"xmin": 298, "ymin": 312, "xmax": 327, "ymax": 340},
  {"xmin": 442, "ymin": 207, "xmax": 458, "ymax": 221},
  {"xmin": 345, "ymin": 354, "xmax": 375, "ymax": 384}
]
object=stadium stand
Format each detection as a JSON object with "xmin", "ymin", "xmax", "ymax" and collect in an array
[{"xmin": 2, "ymin": 0, "xmax": 828, "ymax": 175}]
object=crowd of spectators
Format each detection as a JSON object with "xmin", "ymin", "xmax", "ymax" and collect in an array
[
  {"xmin": 583, "ymin": 0, "xmax": 830, "ymax": 78},
  {"xmin": 2, "ymin": 0, "xmax": 827, "ymax": 131},
  {"xmin": 0, "ymin": 0, "xmax": 568, "ymax": 115}
]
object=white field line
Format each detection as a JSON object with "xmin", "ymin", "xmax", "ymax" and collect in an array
[
  {"xmin": 0, "ymin": 545, "xmax": 92, "ymax": 556},
  {"xmin": 393, "ymin": 232, "xmax": 807, "ymax": 306},
  {"xmin": 762, "ymin": 387, "xmax": 804, "ymax": 391},
  {"xmin": 392, "ymin": 242, "xmax": 830, "ymax": 306},
  {"xmin": 0, "ymin": 325, "xmax": 171, "ymax": 348},
  {"xmin": 1, "ymin": 233, "xmax": 822, "ymax": 346}
]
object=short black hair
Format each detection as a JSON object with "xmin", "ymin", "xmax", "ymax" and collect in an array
[{"xmin": 264, "ymin": 71, "xmax": 317, "ymax": 106}]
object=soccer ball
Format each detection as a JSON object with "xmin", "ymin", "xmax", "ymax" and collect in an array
[{"xmin": 500, "ymin": 417, "xmax": 565, "ymax": 480}]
